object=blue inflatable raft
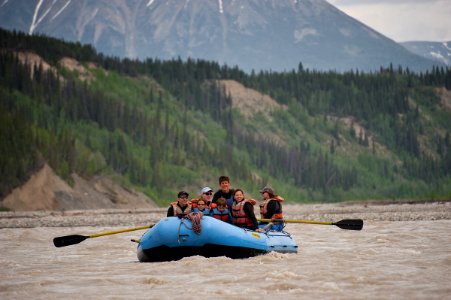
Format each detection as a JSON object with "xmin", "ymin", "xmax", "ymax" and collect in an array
[{"xmin": 137, "ymin": 216, "xmax": 298, "ymax": 262}]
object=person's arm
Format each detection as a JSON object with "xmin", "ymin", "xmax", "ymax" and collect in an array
[
  {"xmin": 244, "ymin": 202, "xmax": 258, "ymax": 230},
  {"xmin": 167, "ymin": 206, "xmax": 173, "ymax": 217},
  {"xmin": 227, "ymin": 211, "xmax": 233, "ymax": 224},
  {"xmin": 226, "ymin": 197, "xmax": 234, "ymax": 212}
]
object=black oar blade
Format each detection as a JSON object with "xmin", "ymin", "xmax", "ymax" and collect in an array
[
  {"xmin": 53, "ymin": 235, "xmax": 89, "ymax": 247},
  {"xmin": 333, "ymin": 219, "xmax": 363, "ymax": 230}
]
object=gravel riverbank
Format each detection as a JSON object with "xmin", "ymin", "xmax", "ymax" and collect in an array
[{"xmin": 1, "ymin": 201, "xmax": 450, "ymax": 228}]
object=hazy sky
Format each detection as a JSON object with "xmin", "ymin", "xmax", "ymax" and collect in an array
[{"xmin": 326, "ymin": 0, "xmax": 451, "ymax": 42}]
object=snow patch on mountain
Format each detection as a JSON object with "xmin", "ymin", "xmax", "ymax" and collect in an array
[
  {"xmin": 30, "ymin": 0, "xmax": 43, "ymax": 34},
  {"xmin": 430, "ymin": 51, "xmax": 449, "ymax": 65},
  {"xmin": 51, "ymin": 0, "xmax": 70, "ymax": 21},
  {"xmin": 294, "ymin": 28, "xmax": 317, "ymax": 43},
  {"xmin": 401, "ymin": 41, "xmax": 451, "ymax": 66}
]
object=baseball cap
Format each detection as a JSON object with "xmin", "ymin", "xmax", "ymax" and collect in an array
[
  {"xmin": 259, "ymin": 186, "xmax": 274, "ymax": 194},
  {"xmin": 201, "ymin": 186, "xmax": 213, "ymax": 194},
  {"xmin": 177, "ymin": 191, "xmax": 189, "ymax": 198}
]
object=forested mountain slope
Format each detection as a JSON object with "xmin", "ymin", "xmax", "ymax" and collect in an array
[{"xmin": 1, "ymin": 29, "xmax": 450, "ymax": 208}]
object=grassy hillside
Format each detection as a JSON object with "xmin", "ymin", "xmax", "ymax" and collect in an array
[{"xmin": 1, "ymin": 28, "xmax": 450, "ymax": 206}]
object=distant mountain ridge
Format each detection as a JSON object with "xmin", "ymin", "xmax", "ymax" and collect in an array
[
  {"xmin": 401, "ymin": 41, "xmax": 451, "ymax": 67},
  {"xmin": 0, "ymin": 0, "xmax": 442, "ymax": 72}
]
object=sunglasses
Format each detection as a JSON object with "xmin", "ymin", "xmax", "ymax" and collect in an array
[{"xmin": 204, "ymin": 192, "xmax": 212, "ymax": 195}]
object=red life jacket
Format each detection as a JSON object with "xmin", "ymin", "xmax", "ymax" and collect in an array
[
  {"xmin": 232, "ymin": 198, "xmax": 256, "ymax": 228},
  {"xmin": 211, "ymin": 207, "xmax": 231, "ymax": 222}
]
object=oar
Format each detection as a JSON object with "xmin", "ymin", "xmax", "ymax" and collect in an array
[
  {"xmin": 53, "ymin": 225, "xmax": 153, "ymax": 248},
  {"xmin": 258, "ymin": 218, "xmax": 363, "ymax": 230}
]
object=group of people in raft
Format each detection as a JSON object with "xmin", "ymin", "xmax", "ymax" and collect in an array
[{"xmin": 167, "ymin": 175, "xmax": 284, "ymax": 232}]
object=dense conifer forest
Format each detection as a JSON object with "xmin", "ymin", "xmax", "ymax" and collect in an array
[{"xmin": 1, "ymin": 28, "xmax": 450, "ymax": 206}]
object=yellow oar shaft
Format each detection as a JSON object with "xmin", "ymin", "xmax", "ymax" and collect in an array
[
  {"xmin": 89, "ymin": 225, "xmax": 152, "ymax": 238},
  {"xmin": 258, "ymin": 218, "xmax": 333, "ymax": 225}
]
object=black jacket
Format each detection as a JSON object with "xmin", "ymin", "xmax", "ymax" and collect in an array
[
  {"xmin": 242, "ymin": 202, "xmax": 259, "ymax": 230},
  {"xmin": 261, "ymin": 200, "xmax": 281, "ymax": 221}
]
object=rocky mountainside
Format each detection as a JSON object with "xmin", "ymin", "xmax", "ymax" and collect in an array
[
  {"xmin": 401, "ymin": 41, "xmax": 451, "ymax": 67},
  {"xmin": 1, "ymin": 164, "xmax": 158, "ymax": 211},
  {"xmin": 0, "ymin": 0, "xmax": 440, "ymax": 72}
]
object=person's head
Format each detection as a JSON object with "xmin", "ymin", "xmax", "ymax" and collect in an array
[
  {"xmin": 218, "ymin": 176, "xmax": 230, "ymax": 192},
  {"xmin": 201, "ymin": 186, "xmax": 213, "ymax": 201},
  {"xmin": 260, "ymin": 186, "xmax": 275, "ymax": 199},
  {"xmin": 234, "ymin": 188, "xmax": 244, "ymax": 202},
  {"xmin": 217, "ymin": 198, "xmax": 227, "ymax": 211},
  {"xmin": 177, "ymin": 191, "xmax": 189, "ymax": 206},
  {"xmin": 196, "ymin": 200, "xmax": 206, "ymax": 211}
]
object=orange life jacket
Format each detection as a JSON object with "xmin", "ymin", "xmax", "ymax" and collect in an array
[
  {"xmin": 170, "ymin": 201, "xmax": 192, "ymax": 216},
  {"xmin": 232, "ymin": 198, "xmax": 256, "ymax": 228},
  {"xmin": 260, "ymin": 195, "xmax": 284, "ymax": 224},
  {"xmin": 190, "ymin": 197, "xmax": 211, "ymax": 209},
  {"xmin": 259, "ymin": 195, "xmax": 284, "ymax": 221},
  {"xmin": 190, "ymin": 198, "xmax": 200, "ymax": 208}
]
